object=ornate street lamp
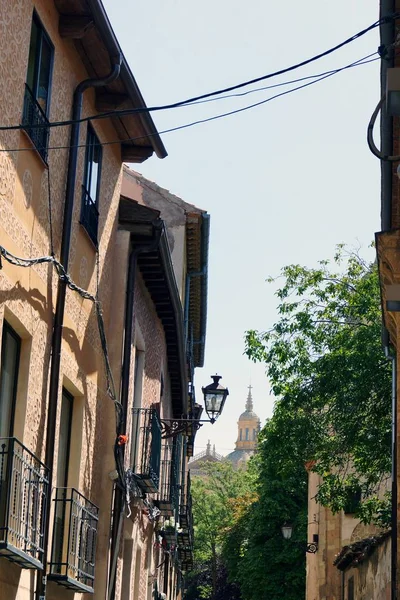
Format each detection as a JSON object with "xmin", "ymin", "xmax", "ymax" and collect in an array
[
  {"xmin": 281, "ymin": 523, "xmax": 293, "ymax": 541},
  {"xmin": 202, "ymin": 375, "xmax": 229, "ymax": 423},
  {"xmin": 159, "ymin": 374, "xmax": 229, "ymax": 438},
  {"xmin": 281, "ymin": 522, "xmax": 318, "ymax": 554}
]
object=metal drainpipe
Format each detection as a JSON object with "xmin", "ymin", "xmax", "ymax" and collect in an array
[
  {"xmin": 380, "ymin": 0, "xmax": 395, "ymax": 231},
  {"xmin": 107, "ymin": 225, "xmax": 163, "ymax": 600},
  {"xmin": 380, "ymin": 4, "xmax": 396, "ymax": 597},
  {"xmin": 385, "ymin": 339, "xmax": 398, "ymax": 600},
  {"xmin": 36, "ymin": 56, "xmax": 121, "ymax": 600}
]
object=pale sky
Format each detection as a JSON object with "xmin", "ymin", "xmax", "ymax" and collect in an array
[{"xmin": 103, "ymin": 0, "xmax": 380, "ymax": 454}]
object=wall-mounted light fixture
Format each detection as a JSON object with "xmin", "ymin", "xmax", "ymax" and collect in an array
[
  {"xmin": 281, "ymin": 522, "xmax": 319, "ymax": 554},
  {"xmin": 160, "ymin": 375, "xmax": 229, "ymax": 438}
]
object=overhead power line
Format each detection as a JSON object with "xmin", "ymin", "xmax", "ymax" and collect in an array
[
  {"xmin": 0, "ymin": 13, "xmax": 393, "ymax": 134},
  {"xmin": 0, "ymin": 53, "xmax": 380, "ymax": 155}
]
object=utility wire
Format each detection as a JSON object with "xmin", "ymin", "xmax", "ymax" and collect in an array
[
  {"xmin": 0, "ymin": 53, "xmax": 380, "ymax": 155},
  {"xmin": 0, "ymin": 14, "xmax": 394, "ymax": 133},
  {"xmin": 188, "ymin": 52, "xmax": 378, "ymax": 105}
]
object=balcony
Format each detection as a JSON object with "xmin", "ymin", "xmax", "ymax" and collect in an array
[
  {"xmin": 48, "ymin": 488, "xmax": 99, "ymax": 593},
  {"xmin": 157, "ymin": 444, "xmax": 179, "ymax": 516},
  {"xmin": 21, "ymin": 84, "xmax": 50, "ymax": 162},
  {"xmin": 0, "ymin": 437, "xmax": 49, "ymax": 569},
  {"xmin": 131, "ymin": 408, "xmax": 162, "ymax": 494},
  {"xmin": 180, "ymin": 472, "xmax": 193, "ymax": 535},
  {"xmin": 80, "ymin": 187, "xmax": 99, "ymax": 246}
]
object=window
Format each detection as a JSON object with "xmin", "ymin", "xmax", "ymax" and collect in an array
[
  {"xmin": 56, "ymin": 389, "xmax": 73, "ymax": 488},
  {"xmin": 245, "ymin": 428, "xmax": 249, "ymax": 441},
  {"xmin": 81, "ymin": 125, "xmax": 102, "ymax": 245},
  {"xmin": 22, "ymin": 13, "xmax": 53, "ymax": 161},
  {"xmin": 131, "ymin": 348, "xmax": 145, "ymax": 468},
  {"xmin": 348, "ymin": 576, "xmax": 354, "ymax": 600},
  {"xmin": 0, "ymin": 322, "xmax": 21, "ymax": 439},
  {"xmin": 253, "ymin": 428, "xmax": 256, "ymax": 441}
]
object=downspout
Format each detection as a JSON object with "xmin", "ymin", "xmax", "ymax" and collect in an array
[
  {"xmin": 380, "ymin": 0, "xmax": 395, "ymax": 231},
  {"xmin": 379, "ymin": 4, "xmax": 396, "ymax": 596},
  {"xmin": 36, "ymin": 56, "xmax": 121, "ymax": 600},
  {"xmin": 107, "ymin": 224, "xmax": 163, "ymax": 600},
  {"xmin": 385, "ymin": 337, "xmax": 398, "ymax": 600}
]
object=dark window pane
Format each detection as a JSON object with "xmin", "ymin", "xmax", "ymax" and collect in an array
[
  {"xmin": 26, "ymin": 18, "xmax": 39, "ymax": 93},
  {"xmin": 348, "ymin": 576, "xmax": 354, "ymax": 600},
  {"xmin": 37, "ymin": 36, "xmax": 52, "ymax": 113},
  {"xmin": 0, "ymin": 324, "xmax": 21, "ymax": 438},
  {"xmin": 81, "ymin": 126, "xmax": 102, "ymax": 243},
  {"xmin": 245, "ymin": 428, "xmax": 249, "ymax": 441},
  {"xmin": 57, "ymin": 390, "xmax": 73, "ymax": 488}
]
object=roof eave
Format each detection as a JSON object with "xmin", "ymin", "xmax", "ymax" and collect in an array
[{"xmin": 86, "ymin": 0, "xmax": 167, "ymax": 159}]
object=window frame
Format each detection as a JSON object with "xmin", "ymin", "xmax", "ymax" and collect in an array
[
  {"xmin": 80, "ymin": 124, "xmax": 103, "ymax": 244},
  {"xmin": 0, "ymin": 322, "xmax": 21, "ymax": 438},
  {"xmin": 26, "ymin": 11, "xmax": 54, "ymax": 118},
  {"xmin": 56, "ymin": 388, "xmax": 74, "ymax": 489},
  {"xmin": 348, "ymin": 576, "xmax": 354, "ymax": 600}
]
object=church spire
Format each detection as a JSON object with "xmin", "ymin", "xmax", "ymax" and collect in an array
[{"xmin": 246, "ymin": 385, "xmax": 253, "ymax": 412}]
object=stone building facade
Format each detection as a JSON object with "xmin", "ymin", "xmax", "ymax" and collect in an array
[
  {"xmin": 0, "ymin": 2, "xmax": 209, "ymax": 599},
  {"xmin": 306, "ymin": 470, "xmax": 391, "ymax": 600}
]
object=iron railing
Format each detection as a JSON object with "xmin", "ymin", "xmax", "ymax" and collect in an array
[
  {"xmin": 48, "ymin": 488, "xmax": 99, "ymax": 593},
  {"xmin": 157, "ymin": 443, "xmax": 178, "ymax": 516},
  {"xmin": 21, "ymin": 84, "xmax": 50, "ymax": 162},
  {"xmin": 80, "ymin": 187, "xmax": 99, "ymax": 246},
  {"xmin": 170, "ymin": 435, "xmax": 182, "ymax": 517},
  {"xmin": 0, "ymin": 437, "xmax": 49, "ymax": 569},
  {"xmin": 131, "ymin": 408, "xmax": 162, "ymax": 494},
  {"xmin": 180, "ymin": 473, "xmax": 194, "ymax": 546}
]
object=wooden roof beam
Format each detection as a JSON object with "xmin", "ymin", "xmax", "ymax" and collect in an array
[
  {"xmin": 121, "ymin": 144, "xmax": 154, "ymax": 163},
  {"xmin": 59, "ymin": 16, "xmax": 94, "ymax": 39}
]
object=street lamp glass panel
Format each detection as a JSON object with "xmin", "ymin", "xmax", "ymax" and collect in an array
[
  {"xmin": 204, "ymin": 393, "xmax": 223, "ymax": 419},
  {"xmin": 201, "ymin": 375, "xmax": 229, "ymax": 423},
  {"xmin": 281, "ymin": 523, "xmax": 293, "ymax": 540}
]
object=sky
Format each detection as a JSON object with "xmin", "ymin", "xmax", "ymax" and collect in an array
[{"xmin": 103, "ymin": 0, "xmax": 381, "ymax": 455}]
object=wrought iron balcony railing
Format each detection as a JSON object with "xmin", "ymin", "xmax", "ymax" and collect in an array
[
  {"xmin": 21, "ymin": 84, "xmax": 50, "ymax": 162},
  {"xmin": 157, "ymin": 443, "xmax": 180, "ymax": 516},
  {"xmin": 80, "ymin": 187, "xmax": 99, "ymax": 246},
  {"xmin": 0, "ymin": 437, "xmax": 49, "ymax": 569},
  {"xmin": 131, "ymin": 408, "xmax": 162, "ymax": 494},
  {"xmin": 180, "ymin": 472, "xmax": 192, "ymax": 526},
  {"xmin": 48, "ymin": 488, "xmax": 99, "ymax": 593}
]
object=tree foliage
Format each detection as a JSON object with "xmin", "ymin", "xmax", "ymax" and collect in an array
[
  {"xmin": 245, "ymin": 247, "xmax": 392, "ymax": 523},
  {"xmin": 186, "ymin": 461, "xmax": 253, "ymax": 600},
  {"xmin": 223, "ymin": 423, "xmax": 307, "ymax": 600}
]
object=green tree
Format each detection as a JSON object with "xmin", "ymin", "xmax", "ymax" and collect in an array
[
  {"xmin": 187, "ymin": 461, "xmax": 253, "ymax": 600},
  {"xmin": 245, "ymin": 247, "xmax": 392, "ymax": 523},
  {"xmin": 223, "ymin": 421, "xmax": 307, "ymax": 600}
]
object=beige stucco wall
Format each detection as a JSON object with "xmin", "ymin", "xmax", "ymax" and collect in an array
[
  {"xmin": 0, "ymin": 0, "xmax": 122, "ymax": 597},
  {"xmin": 0, "ymin": 4, "xmax": 190, "ymax": 600}
]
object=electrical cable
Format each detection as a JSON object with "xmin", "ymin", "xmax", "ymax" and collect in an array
[
  {"xmin": 0, "ymin": 53, "xmax": 380, "ymax": 155},
  {"xmin": 367, "ymin": 94, "xmax": 400, "ymax": 161},
  {"xmin": 0, "ymin": 14, "xmax": 395, "ymax": 133},
  {"xmin": 181, "ymin": 53, "xmax": 378, "ymax": 106}
]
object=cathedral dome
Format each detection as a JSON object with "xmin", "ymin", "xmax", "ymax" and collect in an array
[
  {"xmin": 225, "ymin": 386, "xmax": 260, "ymax": 468},
  {"xmin": 238, "ymin": 387, "xmax": 259, "ymax": 421}
]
